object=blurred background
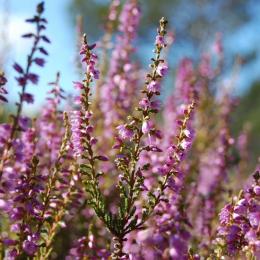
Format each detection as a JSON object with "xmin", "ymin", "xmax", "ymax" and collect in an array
[{"xmin": 0, "ymin": 0, "xmax": 260, "ymax": 164}]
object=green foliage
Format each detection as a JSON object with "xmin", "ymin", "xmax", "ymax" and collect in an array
[{"xmin": 233, "ymin": 81, "xmax": 260, "ymax": 164}]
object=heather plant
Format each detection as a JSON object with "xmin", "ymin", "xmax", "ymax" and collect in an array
[{"xmin": 0, "ymin": 1, "xmax": 259, "ymax": 260}]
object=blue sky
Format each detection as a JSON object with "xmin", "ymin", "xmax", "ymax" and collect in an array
[
  {"xmin": 1, "ymin": 0, "xmax": 259, "ymax": 114},
  {"xmin": 1, "ymin": 0, "xmax": 77, "ymax": 114}
]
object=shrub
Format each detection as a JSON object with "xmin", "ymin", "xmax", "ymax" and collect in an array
[{"xmin": 0, "ymin": 1, "xmax": 259, "ymax": 259}]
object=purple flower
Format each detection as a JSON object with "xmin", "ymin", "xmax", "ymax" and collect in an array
[
  {"xmin": 88, "ymin": 67, "xmax": 99, "ymax": 79},
  {"xmin": 219, "ymin": 204, "xmax": 232, "ymax": 225},
  {"xmin": 21, "ymin": 93, "xmax": 34, "ymax": 104},
  {"xmin": 147, "ymin": 81, "xmax": 160, "ymax": 93},
  {"xmin": 155, "ymin": 35, "xmax": 165, "ymax": 46},
  {"xmin": 19, "ymin": 116, "xmax": 31, "ymax": 131},
  {"xmin": 27, "ymin": 73, "xmax": 39, "ymax": 84},
  {"xmin": 180, "ymin": 140, "xmax": 191, "ymax": 150},
  {"xmin": 80, "ymin": 44, "xmax": 100, "ymax": 81},
  {"xmin": 34, "ymin": 58, "xmax": 45, "ymax": 67},
  {"xmin": 217, "ymin": 173, "xmax": 260, "ymax": 257},
  {"xmin": 73, "ymin": 81, "xmax": 84, "ymax": 90},
  {"xmin": 157, "ymin": 63, "xmax": 168, "ymax": 76},
  {"xmin": 16, "ymin": 76, "xmax": 27, "ymax": 86},
  {"xmin": 22, "ymin": 240, "xmax": 38, "ymax": 255},
  {"xmin": 70, "ymin": 111, "xmax": 83, "ymax": 157},
  {"xmin": 234, "ymin": 199, "xmax": 248, "ymax": 216},
  {"xmin": 245, "ymin": 230, "xmax": 257, "ymax": 243},
  {"xmin": 100, "ymin": 0, "xmax": 140, "ymax": 136},
  {"xmin": 90, "ymin": 137, "xmax": 98, "ymax": 145},
  {"xmin": 117, "ymin": 124, "xmax": 134, "ymax": 140},
  {"xmin": 248, "ymin": 212, "xmax": 260, "ymax": 228},
  {"xmin": 139, "ymin": 98, "xmax": 150, "ymax": 110},
  {"xmin": 253, "ymin": 185, "xmax": 260, "ymax": 196},
  {"xmin": 142, "ymin": 120, "xmax": 153, "ymax": 134},
  {"xmin": 96, "ymin": 155, "xmax": 109, "ymax": 161},
  {"xmin": 150, "ymin": 100, "xmax": 161, "ymax": 110},
  {"xmin": 7, "ymin": 249, "xmax": 18, "ymax": 259}
]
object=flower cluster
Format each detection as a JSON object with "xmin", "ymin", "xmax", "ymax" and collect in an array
[
  {"xmin": 100, "ymin": 0, "xmax": 141, "ymax": 137},
  {"xmin": 70, "ymin": 35, "xmax": 100, "ymax": 159},
  {"xmin": 0, "ymin": 1, "xmax": 50, "ymax": 180},
  {"xmin": 215, "ymin": 170, "xmax": 260, "ymax": 257}
]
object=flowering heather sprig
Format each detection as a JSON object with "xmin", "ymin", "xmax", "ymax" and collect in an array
[
  {"xmin": 108, "ymin": 17, "xmax": 171, "ymax": 258},
  {"xmin": 138, "ymin": 102, "xmax": 195, "ymax": 223},
  {"xmin": 33, "ymin": 112, "xmax": 72, "ymax": 257},
  {"xmin": 37, "ymin": 72, "xmax": 65, "ymax": 163},
  {"xmin": 100, "ymin": 0, "xmax": 141, "ymax": 136},
  {"xmin": 0, "ymin": 71, "xmax": 8, "ymax": 103},
  {"xmin": 127, "ymin": 57, "xmax": 197, "ymax": 258},
  {"xmin": 70, "ymin": 36, "xmax": 113, "ymax": 250},
  {"xmin": 123, "ymin": 100, "xmax": 196, "ymax": 259},
  {"xmin": 215, "ymin": 170, "xmax": 260, "ymax": 258},
  {"xmin": 6, "ymin": 153, "xmax": 42, "ymax": 258},
  {"xmin": 70, "ymin": 35, "xmax": 100, "ymax": 158},
  {"xmin": 2, "ymin": 111, "xmax": 72, "ymax": 259},
  {"xmin": 0, "ymin": 126, "xmax": 42, "ymax": 258},
  {"xmin": 163, "ymin": 58, "xmax": 197, "ymax": 150},
  {"xmin": 0, "ymin": 1, "xmax": 49, "ymax": 180},
  {"xmin": 92, "ymin": 0, "xmax": 121, "ymax": 108},
  {"xmin": 70, "ymin": 17, "xmax": 170, "ymax": 260}
]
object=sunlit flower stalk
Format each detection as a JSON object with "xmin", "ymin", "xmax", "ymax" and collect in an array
[{"xmin": 0, "ymin": 2, "xmax": 50, "ymax": 180}]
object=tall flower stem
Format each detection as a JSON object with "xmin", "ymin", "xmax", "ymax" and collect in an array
[
  {"xmin": 36, "ymin": 112, "xmax": 70, "ymax": 234},
  {"xmin": 0, "ymin": 2, "xmax": 48, "ymax": 180}
]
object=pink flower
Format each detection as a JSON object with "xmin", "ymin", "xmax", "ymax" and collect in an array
[
  {"xmin": 73, "ymin": 81, "xmax": 84, "ymax": 90},
  {"xmin": 117, "ymin": 124, "xmax": 134, "ymax": 140},
  {"xmin": 147, "ymin": 81, "xmax": 160, "ymax": 93},
  {"xmin": 155, "ymin": 35, "xmax": 165, "ymax": 46},
  {"xmin": 142, "ymin": 120, "xmax": 153, "ymax": 134},
  {"xmin": 180, "ymin": 140, "xmax": 191, "ymax": 150},
  {"xmin": 27, "ymin": 73, "xmax": 39, "ymax": 84},
  {"xmin": 157, "ymin": 63, "xmax": 168, "ymax": 76},
  {"xmin": 150, "ymin": 100, "xmax": 161, "ymax": 110},
  {"xmin": 21, "ymin": 93, "xmax": 34, "ymax": 104},
  {"xmin": 139, "ymin": 98, "xmax": 150, "ymax": 110},
  {"xmin": 70, "ymin": 111, "xmax": 84, "ymax": 157},
  {"xmin": 34, "ymin": 58, "xmax": 45, "ymax": 67},
  {"xmin": 183, "ymin": 129, "xmax": 191, "ymax": 138},
  {"xmin": 74, "ymin": 96, "xmax": 81, "ymax": 105}
]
